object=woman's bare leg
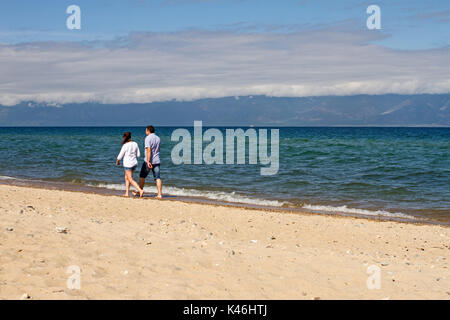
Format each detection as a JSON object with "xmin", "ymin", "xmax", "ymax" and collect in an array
[
  {"xmin": 126, "ymin": 170, "xmax": 144, "ymax": 197},
  {"xmin": 124, "ymin": 172, "xmax": 130, "ymax": 197}
]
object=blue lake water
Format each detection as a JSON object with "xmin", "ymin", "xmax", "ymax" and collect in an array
[{"xmin": 0, "ymin": 127, "xmax": 449, "ymax": 223}]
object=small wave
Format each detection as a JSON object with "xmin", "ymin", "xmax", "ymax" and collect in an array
[
  {"xmin": 302, "ymin": 204, "xmax": 414, "ymax": 220},
  {"xmin": 90, "ymin": 183, "xmax": 286, "ymax": 207},
  {"xmin": 0, "ymin": 175, "xmax": 420, "ymax": 221},
  {"xmin": 0, "ymin": 175, "xmax": 16, "ymax": 180}
]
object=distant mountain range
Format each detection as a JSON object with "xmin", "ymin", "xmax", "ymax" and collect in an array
[{"xmin": 0, "ymin": 94, "xmax": 449, "ymax": 126}]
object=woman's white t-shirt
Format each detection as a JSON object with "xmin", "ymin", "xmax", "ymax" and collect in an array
[{"xmin": 117, "ymin": 141, "xmax": 140, "ymax": 168}]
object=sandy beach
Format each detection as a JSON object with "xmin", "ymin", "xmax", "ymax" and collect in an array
[{"xmin": 0, "ymin": 184, "xmax": 448, "ymax": 300}]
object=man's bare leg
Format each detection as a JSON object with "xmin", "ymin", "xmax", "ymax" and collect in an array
[
  {"xmin": 139, "ymin": 177, "xmax": 145, "ymax": 190},
  {"xmin": 156, "ymin": 179, "xmax": 163, "ymax": 199}
]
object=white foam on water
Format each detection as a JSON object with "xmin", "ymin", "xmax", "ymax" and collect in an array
[
  {"xmin": 302, "ymin": 204, "xmax": 414, "ymax": 220},
  {"xmin": 90, "ymin": 183, "xmax": 286, "ymax": 207},
  {"xmin": 0, "ymin": 175, "xmax": 16, "ymax": 180},
  {"xmin": 0, "ymin": 176, "xmax": 418, "ymax": 220},
  {"xmin": 85, "ymin": 183, "xmax": 415, "ymax": 220},
  {"xmin": 0, "ymin": 176, "xmax": 434, "ymax": 222}
]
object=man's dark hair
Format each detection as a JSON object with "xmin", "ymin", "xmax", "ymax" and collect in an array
[{"xmin": 146, "ymin": 125, "xmax": 155, "ymax": 133}]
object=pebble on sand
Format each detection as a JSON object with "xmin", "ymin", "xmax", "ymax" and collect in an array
[
  {"xmin": 20, "ymin": 293, "xmax": 32, "ymax": 300},
  {"xmin": 55, "ymin": 227, "xmax": 69, "ymax": 234}
]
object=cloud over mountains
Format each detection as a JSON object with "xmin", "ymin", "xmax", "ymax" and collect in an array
[{"xmin": 1, "ymin": 26, "xmax": 449, "ymax": 106}]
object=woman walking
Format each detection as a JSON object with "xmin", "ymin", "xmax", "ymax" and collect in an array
[{"xmin": 116, "ymin": 132, "xmax": 144, "ymax": 197}]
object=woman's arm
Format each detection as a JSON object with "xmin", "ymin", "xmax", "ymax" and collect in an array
[{"xmin": 117, "ymin": 145, "xmax": 126, "ymax": 162}]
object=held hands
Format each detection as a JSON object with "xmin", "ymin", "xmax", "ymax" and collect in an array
[{"xmin": 147, "ymin": 162, "xmax": 153, "ymax": 169}]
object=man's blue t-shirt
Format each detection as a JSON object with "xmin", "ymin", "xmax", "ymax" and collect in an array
[{"xmin": 144, "ymin": 133, "xmax": 161, "ymax": 165}]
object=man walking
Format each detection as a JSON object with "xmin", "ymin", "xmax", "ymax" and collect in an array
[{"xmin": 139, "ymin": 125, "xmax": 163, "ymax": 198}]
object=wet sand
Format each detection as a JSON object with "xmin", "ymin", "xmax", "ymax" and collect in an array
[{"xmin": 0, "ymin": 184, "xmax": 449, "ymax": 299}]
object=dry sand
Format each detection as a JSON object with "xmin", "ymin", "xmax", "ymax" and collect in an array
[{"xmin": 0, "ymin": 184, "xmax": 449, "ymax": 300}]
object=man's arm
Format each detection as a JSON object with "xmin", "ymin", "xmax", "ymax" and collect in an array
[{"xmin": 146, "ymin": 147, "xmax": 152, "ymax": 168}]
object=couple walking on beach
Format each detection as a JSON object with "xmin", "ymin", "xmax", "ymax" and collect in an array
[{"xmin": 116, "ymin": 125, "xmax": 163, "ymax": 199}]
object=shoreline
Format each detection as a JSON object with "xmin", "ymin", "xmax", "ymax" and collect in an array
[
  {"xmin": 0, "ymin": 184, "xmax": 449, "ymax": 299},
  {"xmin": 0, "ymin": 178, "xmax": 446, "ymax": 226}
]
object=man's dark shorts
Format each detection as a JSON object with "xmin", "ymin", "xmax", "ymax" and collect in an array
[{"xmin": 140, "ymin": 163, "xmax": 161, "ymax": 180}]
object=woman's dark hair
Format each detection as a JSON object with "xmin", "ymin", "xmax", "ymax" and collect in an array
[{"xmin": 122, "ymin": 132, "xmax": 132, "ymax": 145}]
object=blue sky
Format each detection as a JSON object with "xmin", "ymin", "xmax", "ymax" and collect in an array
[
  {"xmin": 0, "ymin": 1, "xmax": 448, "ymax": 106},
  {"xmin": 0, "ymin": 0, "xmax": 448, "ymax": 49}
]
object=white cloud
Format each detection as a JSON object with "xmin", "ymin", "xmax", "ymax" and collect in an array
[{"xmin": 0, "ymin": 27, "xmax": 449, "ymax": 106}]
